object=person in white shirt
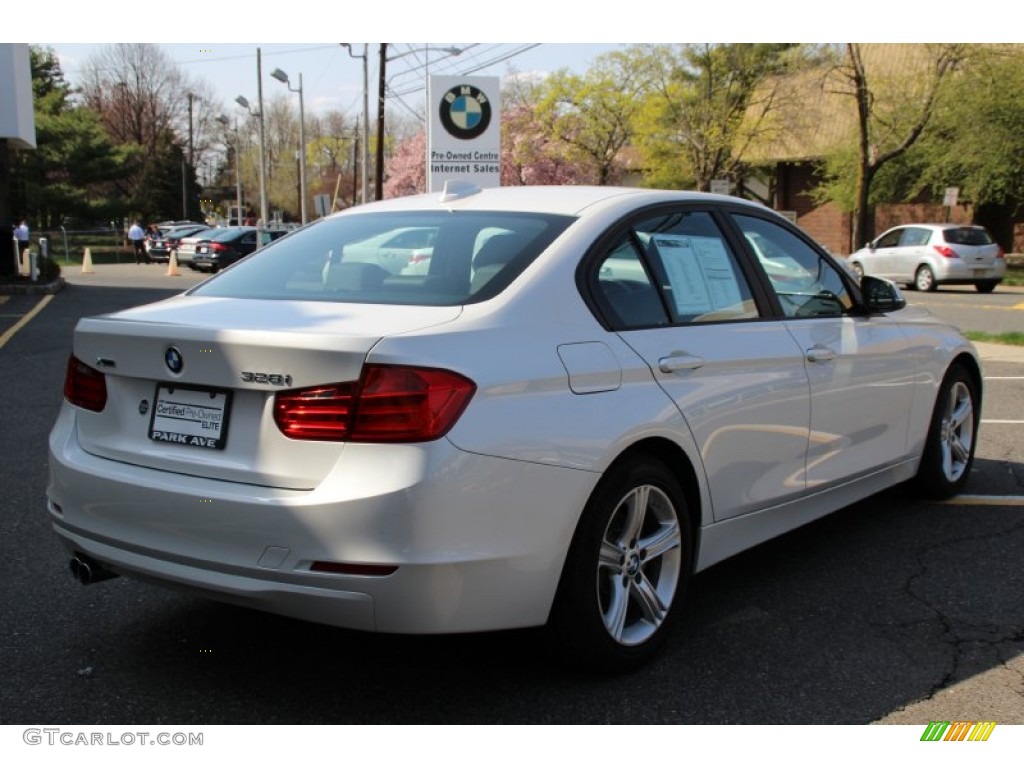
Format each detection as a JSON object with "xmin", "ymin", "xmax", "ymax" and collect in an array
[
  {"xmin": 14, "ymin": 220, "xmax": 30, "ymax": 254},
  {"xmin": 128, "ymin": 221, "xmax": 148, "ymax": 264}
]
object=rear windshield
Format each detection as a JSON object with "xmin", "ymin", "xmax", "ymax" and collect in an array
[
  {"xmin": 188, "ymin": 211, "xmax": 574, "ymax": 305},
  {"xmin": 210, "ymin": 228, "xmax": 253, "ymax": 242},
  {"xmin": 943, "ymin": 227, "xmax": 993, "ymax": 246}
]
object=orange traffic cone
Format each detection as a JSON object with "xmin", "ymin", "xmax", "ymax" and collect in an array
[
  {"xmin": 81, "ymin": 248, "xmax": 95, "ymax": 274},
  {"xmin": 166, "ymin": 249, "xmax": 181, "ymax": 277}
]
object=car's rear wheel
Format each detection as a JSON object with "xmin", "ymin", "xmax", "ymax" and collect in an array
[
  {"xmin": 915, "ymin": 265, "xmax": 937, "ymax": 292},
  {"xmin": 975, "ymin": 281, "xmax": 998, "ymax": 294},
  {"xmin": 913, "ymin": 363, "xmax": 979, "ymax": 499},
  {"xmin": 549, "ymin": 456, "xmax": 692, "ymax": 672}
]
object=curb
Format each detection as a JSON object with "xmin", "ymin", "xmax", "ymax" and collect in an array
[{"xmin": 0, "ymin": 277, "xmax": 65, "ymax": 296}]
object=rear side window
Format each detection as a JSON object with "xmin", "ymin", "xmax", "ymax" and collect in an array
[
  {"xmin": 899, "ymin": 228, "xmax": 932, "ymax": 247},
  {"xmin": 189, "ymin": 211, "xmax": 573, "ymax": 306},
  {"xmin": 592, "ymin": 210, "xmax": 759, "ymax": 329},
  {"xmin": 944, "ymin": 227, "xmax": 993, "ymax": 246}
]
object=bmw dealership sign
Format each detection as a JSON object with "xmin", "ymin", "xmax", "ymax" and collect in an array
[{"xmin": 428, "ymin": 76, "xmax": 501, "ymax": 192}]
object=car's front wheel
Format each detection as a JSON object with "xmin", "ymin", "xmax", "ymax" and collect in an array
[
  {"xmin": 915, "ymin": 265, "xmax": 937, "ymax": 292},
  {"xmin": 549, "ymin": 456, "xmax": 692, "ymax": 671},
  {"xmin": 913, "ymin": 363, "xmax": 979, "ymax": 499}
]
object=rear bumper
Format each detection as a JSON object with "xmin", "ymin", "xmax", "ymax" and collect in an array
[
  {"xmin": 934, "ymin": 260, "xmax": 1006, "ymax": 283},
  {"xmin": 47, "ymin": 411, "xmax": 595, "ymax": 634}
]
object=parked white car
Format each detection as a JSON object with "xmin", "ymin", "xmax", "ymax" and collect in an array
[
  {"xmin": 49, "ymin": 185, "xmax": 982, "ymax": 670},
  {"xmin": 849, "ymin": 223, "xmax": 1005, "ymax": 293}
]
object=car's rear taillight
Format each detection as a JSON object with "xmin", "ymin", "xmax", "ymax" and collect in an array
[
  {"xmin": 274, "ymin": 365, "xmax": 475, "ymax": 443},
  {"xmin": 64, "ymin": 355, "xmax": 107, "ymax": 412},
  {"xmin": 933, "ymin": 245, "xmax": 958, "ymax": 258},
  {"xmin": 209, "ymin": 242, "xmax": 229, "ymax": 253},
  {"xmin": 997, "ymin": 246, "xmax": 1006, "ymax": 259}
]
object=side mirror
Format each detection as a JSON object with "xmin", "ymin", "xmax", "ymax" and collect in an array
[{"xmin": 861, "ymin": 275, "xmax": 905, "ymax": 314}]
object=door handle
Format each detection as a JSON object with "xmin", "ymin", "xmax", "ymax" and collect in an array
[
  {"xmin": 805, "ymin": 346, "xmax": 836, "ymax": 363},
  {"xmin": 658, "ymin": 353, "xmax": 705, "ymax": 373}
]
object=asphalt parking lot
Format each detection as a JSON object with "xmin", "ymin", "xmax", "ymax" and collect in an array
[{"xmin": 0, "ymin": 264, "xmax": 1021, "ymax": 728}]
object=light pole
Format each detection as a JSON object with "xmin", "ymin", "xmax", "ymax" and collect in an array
[
  {"xmin": 235, "ymin": 48, "xmax": 268, "ymax": 227},
  {"xmin": 270, "ymin": 67, "xmax": 308, "ymax": 225},
  {"xmin": 375, "ymin": 45, "xmax": 463, "ymax": 200},
  {"xmin": 235, "ymin": 94, "xmax": 267, "ymax": 228},
  {"xmin": 341, "ymin": 44, "xmax": 370, "ymax": 206},
  {"xmin": 217, "ymin": 114, "xmax": 243, "ymax": 227}
]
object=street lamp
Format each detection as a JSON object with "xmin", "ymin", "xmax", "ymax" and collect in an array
[
  {"xmin": 217, "ymin": 115, "xmax": 243, "ymax": 228},
  {"xmin": 234, "ymin": 92, "xmax": 266, "ymax": 227},
  {"xmin": 235, "ymin": 48, "xmax": 268, "ymax": 227},
  {"xmin": 270, "ymin": 67, "xmax": 308, "ymax": 225},
  {"xmin": 374, "ymin": 45, "xmax": 463, "ymax": 200},
  {"xmin": 341, "ymin": 43, "xmax": 370, "ymax": 207}
]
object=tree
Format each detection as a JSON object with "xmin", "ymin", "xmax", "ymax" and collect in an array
[
  {"xmin": 383, "ymin": 131, "xmax": 426, "ymax": 198},
  {"xmin": 77, "ymin": 44, "xmax": 220, "ymax": 221},
  {"xmin": 912, "ymin": 44, "xmax": 1024, "ymax": 247},
  {"xmin": 534, "ymin": 50, "xmax": 648, "ymax": 185},
  {"xmin": 496, "ymin": 72, "xmax": 587, "ymax": 186},
  {"xmin": 11, "ymin": 47, "xmax": 128, "ymax": 228},
  {"xmin": 823, "ymin": 43, "xmax": 965, "ymax": 247},
  {"xmin": 631, "ymin": 43, "xmax": 808, "ymax": 191}
]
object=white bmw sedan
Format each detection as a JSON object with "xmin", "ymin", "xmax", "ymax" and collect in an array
[{"xmin": 49, "ymin": 185, "xmax": 982, "ymax": 670}]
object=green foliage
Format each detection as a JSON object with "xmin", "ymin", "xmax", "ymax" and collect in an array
[
  {"xmin": 15, "ymin": 46, "xmax": 133, "ymax": 228},
  {"xmin": 37, "ymin": 255, "xmax": 62, "ymax": 282},
  {"xmin": 631, "ymin": 43, "xmax": 805, "ymax": 191},
  {"xmin": 914, "ymin": 46, "xmax": 1024, "ymax": 207}
]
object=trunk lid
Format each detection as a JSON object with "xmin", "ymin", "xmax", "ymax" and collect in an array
[{"xmin": 70, "ymin": 296, "xmax": 462, "ymax": 489}]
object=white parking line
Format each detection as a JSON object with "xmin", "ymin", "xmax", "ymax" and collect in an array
[
  {"xmin": 942, "ymin": 495, "xmax": 1024, "ymax": 506},
  {"xmin": 981, "ymin": 419, "xmax": 1024, "ymax": 424},
  {"xmin": 984, "ymin": 376, "xmax": 1024, "ymax": 380}
]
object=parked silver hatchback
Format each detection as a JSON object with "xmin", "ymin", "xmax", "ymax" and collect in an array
[{"xmin": 849, "ymin": 223, "xmax": 1005, "ymax": 293}]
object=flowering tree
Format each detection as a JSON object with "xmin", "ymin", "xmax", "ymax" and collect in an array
[{"xmin": 383, "ymin": 131, "xmax": 427, "ymax": 198}]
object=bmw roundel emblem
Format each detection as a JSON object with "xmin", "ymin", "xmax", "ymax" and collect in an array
[
  {"xmin": 439, "ymin": 84, "xmax": 492, "ymax": 140},
  {"xmin": 165, "ymin": 346, "xmax": 184, "ymax": 374}
]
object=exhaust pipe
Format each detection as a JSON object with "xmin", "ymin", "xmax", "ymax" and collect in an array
[{"xmin": 69, "ymin": 554, "xmax": 119, "ymax": 585}]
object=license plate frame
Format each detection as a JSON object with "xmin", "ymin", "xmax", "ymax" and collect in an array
[{"xmin": 148, "ymin": 384, "xmax": 232, "ymax": 450}]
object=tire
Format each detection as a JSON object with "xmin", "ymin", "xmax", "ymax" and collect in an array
[
  {"xmin": 975, "ymin": 281, "xmax": 998, "ymax": 294},
  {"xmin": 915, "ymin": 265, "xmax": 937, "ymax": 292},
  {"xmin": 549, "ymin": 456, "xmax": 692, "ymax": 672},
  {"xmin": 913, "ymin": 363, "xmax": 979, "ymax": 499}
]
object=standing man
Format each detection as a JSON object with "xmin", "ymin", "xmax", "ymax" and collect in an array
[{"xmin": 128, "ymin": 220, "xmax": 147, "ymax": 264}]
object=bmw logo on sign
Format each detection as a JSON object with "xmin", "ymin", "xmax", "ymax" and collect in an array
[
  {"xmin": 439, "ymin": 84, "xmax": 492, "ymax": 140},
  {"xmin": 165, "ymin": 346, "xmax": 184, "ymax": 374}
]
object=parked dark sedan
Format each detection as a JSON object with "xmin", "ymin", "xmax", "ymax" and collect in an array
[
  {"xmin": 191, "ymin": 227, "xmax": 284, "ymax": 272},
  {"xmin": 148, "ymin": 224, "xmax": 212, "ymax": 263}
]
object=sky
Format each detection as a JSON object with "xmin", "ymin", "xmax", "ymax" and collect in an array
[
  {"xmin": 42, "ymin": 43, "xmax": 624, "ymax": 122},
  {"xmin": 28, "ymin": 0, "xmax": 1008, "ymax": 126},
  {"xmin": 29, "ymin": 0, "xmax": 1007, "ymax": 121}
]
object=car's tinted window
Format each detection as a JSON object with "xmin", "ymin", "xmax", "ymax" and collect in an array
[
  {"xmin": 944, "ymin": 227, "xmax": 993, "ymax": 246},
  {"xmin": 875, "ymin": 229, "xmax": 903, "ymax": 248},
  {"xmin": 594, "ymin": 210, "xmax": 758, "ymax": 328},
  {"xmin": 189, "ymin": 211, "xmax": 573, "ymax": 306},
  {"xmin": 733, "ymin": 214, "xmax": 853, "ymax": 319}
]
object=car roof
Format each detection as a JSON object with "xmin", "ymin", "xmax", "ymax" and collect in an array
[{"xmin": 332, "ymin": 185, "xmax": 772, "ymax": 220}]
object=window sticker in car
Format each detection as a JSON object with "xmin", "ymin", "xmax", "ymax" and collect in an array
[{"xmin": 653, "ymin": 235, "xmax": 743, "ymax": 316}]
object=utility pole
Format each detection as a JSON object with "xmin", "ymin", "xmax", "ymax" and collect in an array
[{"xmin": 376, "ymin": 43, "xmax": 387, "ymax": 201}]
